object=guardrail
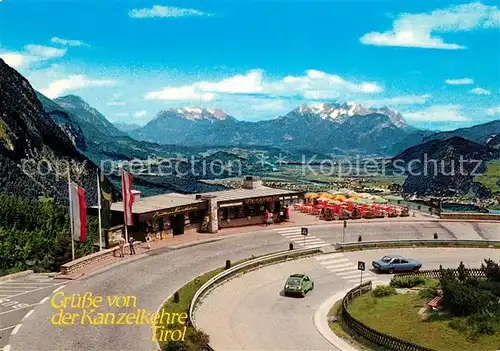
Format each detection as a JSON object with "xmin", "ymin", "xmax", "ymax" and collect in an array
[
  {"xmin": 188, "ymin": 247, "xmax": 321, "ymax": 347},
  {"xmin": 335, "ymin": 239, "xmax": 500, "ymax": 251},
  {"xmin": 342, "ymin": 282, "xmax": 435, "ymax": 351}
]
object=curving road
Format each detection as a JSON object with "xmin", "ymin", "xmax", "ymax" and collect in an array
[
  {"xmin": 7, "ymin": 220, "xmax": 500, "ymax": 351},
  {"xmin": 194, "ymin": 248, "xmax": 500, "ymax": 351}
]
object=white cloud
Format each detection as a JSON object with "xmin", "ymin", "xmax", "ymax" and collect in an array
[
  {"xmin": 25, "ymin": 45, "xmax": 67, "ymax": 59},
  {"xmin": 40, "ymin": 75, "xmax": 116, "ymax": 98},
  {"xmin": 129, "ymin": 5, "xmax": 211, "ymax": 18},
  {"xmin": 145, "ymin": 69, "xmax": 383, "ymax": 102},
  {"xmin": 445, "ymin": 78, "xmax": 474, "ymax": 85},
  {"xmin": 272, "ymin": 69, "xmax": 383, "ymax": 97},
  {"xmin": 253, "ymin": 100, "xmax": 286, "ymax": 111},
  {"xmin": 0, "ymin": 44, "xmax": 66, "ymax": 70},
  {"xmin": 404, "ymin": 105, "xmax": 470, "ymax": 122},
  {"xmin": 360, "ymin": 2, "xmax": 500, "ymax": 49},
  {"xmin": 486, "ymin": 106, "xmax": 500, "ymax": 116},
  {"xmin": 470, "ymin": 87, "xmax": 491, "ymax": 95},
  {"xmin": 145, "ymin": 86, "xmax": 216, "ymax": 101},
  {"xmin": 50, "ymin": 37, "xmax": 88, "ymax": 47},
  {"xmin": 0, "ymin": 53, "xmax": 27, "ymax": 69},
  {"xmin": 107, "ymin": 101, "xmax": 126, "ymax": 106},
  {"xmin": 195, "ymin": 70, "xmax": 264, "ymax": 94},
  {"xmin": 134, "ymin": 110, "xmax": 147, "ymax": 117},
  {"xmin": 361, "ymin": 94, "xmax": 430, "ymax": 107}
]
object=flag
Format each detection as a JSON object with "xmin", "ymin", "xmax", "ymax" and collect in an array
[
  {"xmin": 69, "ymin": 182, "xmax": 87, "ymax": 242},
  {"xmin": 121, "ymin": 168, "xmax": 135, "ymax": 226},
  {"xmin": 99, "ymin": 171, "xmax": 113, "ymax": 230}
]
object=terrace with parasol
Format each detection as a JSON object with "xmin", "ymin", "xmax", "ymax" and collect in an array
[{"xmin": 292, "ymin": 190, "xmax": 408, "ymax": 220}]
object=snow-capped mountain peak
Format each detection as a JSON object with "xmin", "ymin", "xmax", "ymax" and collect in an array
[
  {"xmin": 168, "ymin": 107, "xmax": 229, "ymax": 121},
  {"xmin": 294, "ymin": 102, "xmax": 407, "ymax": 127}
]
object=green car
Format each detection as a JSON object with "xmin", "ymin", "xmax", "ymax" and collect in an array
[{"xmin": 284, "ymin": 274, "xmax": 314, "ymax": 297}]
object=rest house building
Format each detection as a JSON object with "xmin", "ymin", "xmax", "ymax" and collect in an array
[{"xmin": 107, "ymin": 177, "xmax": 303, "ymax": 242}]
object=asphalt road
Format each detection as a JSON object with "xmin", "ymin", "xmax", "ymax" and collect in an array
[
  {"xmin": 6, "ymin": 220, "xmax": 500, "ymax": 351},
  {"xmin": 195, "ymin": 248, "xmax": 500, "ymax": 351},
  {"xmin": 0, "ymin": 274, "xmax": 66, "ymax": 350}
]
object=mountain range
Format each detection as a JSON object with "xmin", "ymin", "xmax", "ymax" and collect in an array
[{"xmin": 130, "ymin": 103, "xmax": 421, "ymax": 155}]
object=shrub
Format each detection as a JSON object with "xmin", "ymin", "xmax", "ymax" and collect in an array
[
  {"xmin": 441, "ymin": 279, "xmax": 499, "ymax": 317},
  {"xmin": 448, "ymin": 318, "xmax": 468, "ymax": 333},
  {"xmin": 477, "ymin": 280, "xmax": 500, "ymax": 297},
  {"xmin": 419, "ymin": 286, "xmax": 440, "ymax": 299},
  {"xmin": 482, "ymin": 259, "xmax": 500, "ymax": 282},
  {"xmin": 390, "ymin": 276, "xmax": 426, "ymax": 288},
  {"xmin": 162, "ymin": 327, "xmax": 210, "ymax": 351},
  {"xmin": 388, "ymin": 213, "xmax": 398, "ymax": 218},
  {"xmin": 372, "ymin": 285, "xmax": 397, "ymax": 298}
]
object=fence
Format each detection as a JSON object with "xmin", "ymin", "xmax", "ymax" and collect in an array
[
  {"xmin": 396, "ymin": 267, "xmax": 486, "ymax": 279},
  {"xmin": 341, "ymin": 281, "xmax": 435, "ymax": 351}
]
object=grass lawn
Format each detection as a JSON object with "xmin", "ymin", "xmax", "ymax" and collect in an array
[
  {"xmin": 475, "ymin": 160, "xmax": 500, "ymax": 194},
  {"xmin": 348, "ymin": 292, "xmax": 500, "ymax": 351}
]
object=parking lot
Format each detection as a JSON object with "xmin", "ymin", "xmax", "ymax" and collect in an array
[{"xmin": 0, "ymin": 274, "xmax": 67, "ymax": 350}]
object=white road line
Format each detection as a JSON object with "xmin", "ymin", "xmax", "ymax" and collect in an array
[
  {"xmin": 341, "ymin": 273, "xmax": 365, "ymax": 279},
  {"xmin": 319, "ymin": 257, "xmax": 350, "ymax": 265},
  {"xmin": 11, "ymin": 324, "xmax": 22, "ymax": 335},
  {"xmin": 22, "ymin": 309, "xmax": 35, "ymax": 321},
  {"xmin": 3, "ymin": 345, "xmax": 11, "ymax": 351},
  {"xmin": 282, "ymin": 234, "xmax": 306, "ymax": 239},
  {"xmin": 39, "ymin": 296, "xmax": 50, "ymax": 304},
  {"xmin": 2, "ymin": 282, "xmax": 66, "ymax": 299},
  {"xmin": 316, "ymin": 253, "xmax": 344, "ymax": 261},
  {"xmin": 0, "ymin": 303, "xmax": 40, "ymax": 316},
  {"xmin": 331, "ymin": 267, "xmax": 359, "ymax": 273},
  {"xmin": 274, "ymin": 226, "xmax": 301, "ymax": 231},
  {"xmin": 324, "ymin": 263, "xmax": 354, "ymax": 269},
  {"xmin": 337, "ymin": 270, "xmax": 363, "ymax": 276},
  {"xmin": 52, "ymin": 285, "xmax": 66, "ymax": 293},
  {"xmin": 0, "ymin": 325, "xmax": 16, "ymax": 332},
  {"xmin": 292, "ymin": 238, "xmax": 324, "ymax": 244},
  {"xmin": 0, "ymin": 282, "xmax": 55, "ymax": 285}
]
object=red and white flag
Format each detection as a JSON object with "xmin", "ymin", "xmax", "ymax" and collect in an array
[
  {"xmin": 121, "ymin": 168, "xmax": 135, "ymax": 226},
  {"xmin": 69, "ymin": 182, "xmax": 87, "ymax": 242}
]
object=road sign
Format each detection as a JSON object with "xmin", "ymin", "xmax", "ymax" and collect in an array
[
  {"xmin": 358, "ymin": 261, "xmax": 365, "ymax": 271},
  {"xmin": 301, "ymin": 227, "xmax": 308, "ymax": 236}
]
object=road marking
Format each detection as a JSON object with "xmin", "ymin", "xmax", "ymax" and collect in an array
[
  {"xmin": 0, "ymin": 303, "xmax": 40, "ymax": 316},
  {"xmin": 11, "ymin": 324, "xmax": 22, "ymax": 335},
  {"xmin": 39, "ymin": 296, "xmax": 50, "ymax": 304},
  {"xmin": 320, "ymin": 257, "xmax": 350, "ymax": 265},
  {"xmin": 0, "ymin": 282, "xmax": 55, "ymax": 285},
  {"xmin": 52, "ymin": 285, "xmax": 66, "ymax": 293},
  {"xmin": 336, "ymin": 269, "xmax": 363, "ymax": 276},
  {"xmin": 341, "ymin": 273, "xmax": 364, "ymax": 279},
  {"xmin": 316, "ymin": 253, "xmax": 344, "ymax": 261},
  {"xmin": 22, "ymin": 309, "xmax": 35, "ymax": 321},
  {"xmin": 324, "ymin": 263, "xmax": 354, "ymax": 269},
  {"xmin": 3, "ymin": 345, "xmax": 11, "ymax": 351},
  {"xmin": 281, "ymin": 234, "xmax": 304, "ymax": 239},
  {"xmin": 331, "ymin": 266, "xmax": 359, "ymax": 273},
  {"xmin": 0, "ymin": 325, "xmax": 16, "ymax": 332},
  {"xmin": 2, "ymin": 282, "xmax": 66, "ymax": 299},
  {"xmin": 306, "ymin": 243, "xmax": 330, "ymax": 248}
]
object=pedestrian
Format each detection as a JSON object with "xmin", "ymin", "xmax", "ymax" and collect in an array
[
  {"xmin": 285, "ymin": 205, "xmax": 290, "ymax": 221},
  {"xmin": 118, "ymin": 236, "xmax": 125, "ymax": 258},
  {"xmin": 279, "ymin": 209, "xmax": 284, "ymax": 224},
  {"xmin": 129, "ymin": 236, "xmax": 136, "ymax": 255},
  {"xmin": 145, "ymin": 234, "xmax": 151, "ymax": 249},
  {"xmin": 268, "ymin": 211, "xmax": 274, "ymax": 225},
  {"xmin": 264, "ymin": 209, "xmax": 270, "ymax": 226}
]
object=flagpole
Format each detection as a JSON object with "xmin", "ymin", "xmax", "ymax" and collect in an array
[
  {"xmin": 121, "ymin": 167, "xmax": 129, "ymax": 243},
  {"xmin": 68, "ymin": 171, "xmax": 75, "ymax": 261},
  {"xmin": 97, "ymin": 170, "xmax": 103, "ymax": 251}
]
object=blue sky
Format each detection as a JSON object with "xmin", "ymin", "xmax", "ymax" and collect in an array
[{"xmin": 0, "ymin": 0, "xmax": 499, "ymax": 130}]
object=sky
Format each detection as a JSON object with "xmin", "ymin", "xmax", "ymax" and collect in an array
[{"xmin": 0, "ymin": 0, "xmax": 499, "ymax": 131}]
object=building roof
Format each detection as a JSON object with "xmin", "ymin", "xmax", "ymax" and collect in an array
[
  {"xmin": 198, "ymin": 186, "xmax": 301, "ymax": 203},
  {"xmin": 110, "ymin": 187, "xmax": 302, "ymax": 214},
  {"xmin": 111, "ymin": 193, "xmax": 203, "ymax": 214}
]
